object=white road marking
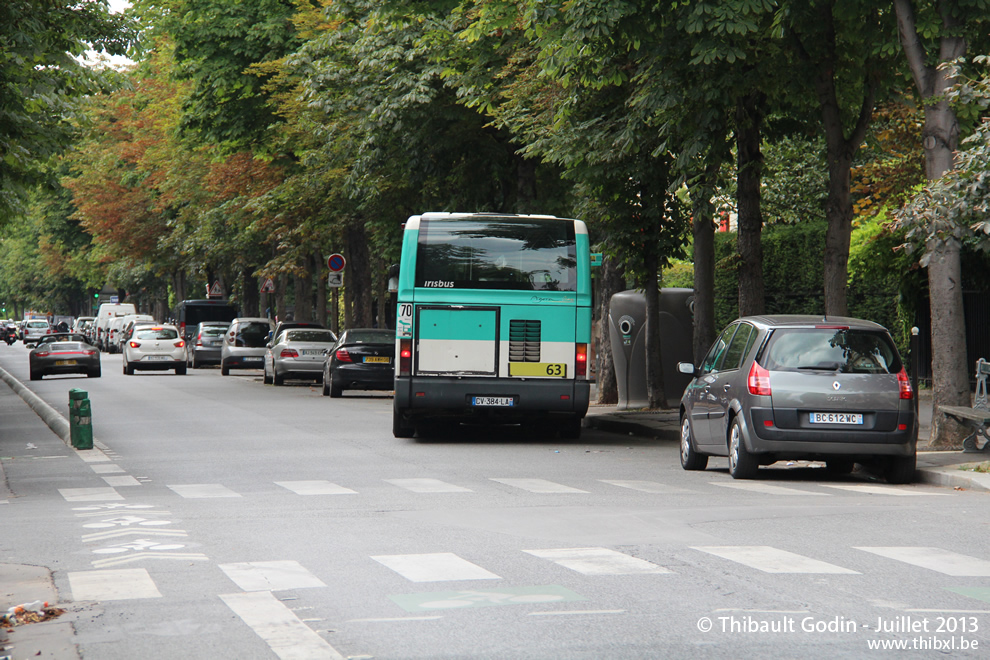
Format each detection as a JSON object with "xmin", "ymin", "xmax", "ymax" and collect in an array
[
  {"xmin": 83, "ymin": 528, "xmax": 187, "ymax": 542},
  {"xmin": 219, "ymin": 560, "xmax": 327, "ymax": 592},
  {"xmin": 712, "ymin": 482, "xmax": 830, "ymax": 496},
  {"xmin": 528, "ymin": 610, "xmax": 626, "ymax": 616},
  {"xmin": 692, "ymin": 546, "xmax": 860, "ymax": 574},
  {"xmin": 59, "ymin": 487, "xmax": 123, "ymax": 502},
  {"xmin": 348, "ymin": 616, "xmax": 445, "ymax": 622},
  {"xmin": 490, "ymin": 478, "xmax": 589, "ymax": 494},
  {"xmin": 854, "ymin": 547, "xmax": 990, "ymax": 576},
  {"xmin": 220, "ymin": 592, "xmax": 346, "ymax": 660},
  {"xmin": 274, "ymin": 480, "xmax": 357, "ymax": 495},
  {"xmin": 91, "ymin": 552, "xmax": 210, "ymax": 568},
  {"xmin": 76, "ymin": 448, "xmax": 112, "ymax": 463},
  {"xmin": 386, "ymin": 478, "xmax": 473, "ymax": 493},
  {"xmin": 68, "ymin": 568, "xmax": 162, "ymax": 600},
  {"xmin": 167, "ymin": 484, "xmax": 241, "ymax": 498},
  {"xmin": 90, "ymin": 464, "xmax": 125, "ymax": 474},
  {"xmin": 524, "ymin": 548, "xmax": 671, "ymax": 575},
  {"xmin": 372, "ymin": 553, "xmax": 501, "ymax": 582},
  {"xmin": 821, "ymin": 484, "xmax": 948, "ymax": 496},
  {"xmin": 599, "ymin": 480, "xmax": 694, "ymax": 494},
  {"xmin": 102, "ymin": 476, "xmax": 141, "ymax": 487}
]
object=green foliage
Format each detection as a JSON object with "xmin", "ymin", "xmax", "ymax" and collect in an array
[
  {"xmin": 761, "ymin": 135, "xmax": 828, "ymax": 225},
  {"xmin": 0, "ymin": 0, "xmax": 134, "ymax": 220}
]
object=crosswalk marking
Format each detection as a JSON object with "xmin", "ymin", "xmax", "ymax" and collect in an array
[
  {"xmin": 712, "ymin": 482, "xmax": 830, "ymax": 496},
  {"xmin": 490, "ymin": 478, "xmax": 589, "ymax": 494},
  {"xmin": 692, "ymin": 546, "xmax": 860, "ymax": 574},
  {"xmin": 372, "ymin": 553, "xmax": 501, "ymax": 582},
  {"xmin": 102, "ymin": 476, "xmax": 141, "ymax": 487},
  {"xmin": 90, "ymin": 464, "xmax": 125, "ymax": 474},
  {"xmin": 523, "ymin": 548, "xmax": 671, "ymax": 575},
  {"xmin": 59, "ymin": 487, "xmax": 123, "ymax": 502},
  {"xmin": 68, "ymin": 568, "xmax": 162, "ymax": 600},
  {"xmin": 386, "ymin": 478, "xmax": 473, "ymax": 493},
  {"xmin": 821, "ymin": 484, "xmax": 948, "ymax": 496},
  {"xmin": 219, "ymin": 560, "xmax": 327, "ymax": 592},
  {"xmin": 274, "ymin": 480, "xmax": 357, "ymax": 495},
  {"xmin": 220, "ymin": 592, "xmax": 346, "ymax": 660},
  {"xmin": 599, "ymin": 480, "xmax": 694, "ymax": 494},
  {"xmin": 167, "ymin": 484, "xmax": 241, "ymax": 498},
  {"xmin": 854, "ymin": 547, "xmax": 990, "ymax": 576}
]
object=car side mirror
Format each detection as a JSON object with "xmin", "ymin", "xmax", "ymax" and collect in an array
[{"xmin": 677, "ymin": 362, "xmax": 698, "ymax": 376}]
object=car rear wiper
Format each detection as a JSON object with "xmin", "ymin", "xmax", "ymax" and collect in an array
[{"xmin": 797, "ymin": 362, "xmax": 842, "ymax": 371}]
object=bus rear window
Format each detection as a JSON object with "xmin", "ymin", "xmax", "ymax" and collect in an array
[{"xmin": 415, "ymin": 217, "xmax": 577, "ymax": 291}]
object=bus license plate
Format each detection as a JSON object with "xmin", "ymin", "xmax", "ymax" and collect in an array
[
  {"xmin": 809, "ymin": 412, "xmax": 863, "ymax": 425},
  {"xmin": 472, "ymin": 396, "xmax": 514, "ymax": 407}
]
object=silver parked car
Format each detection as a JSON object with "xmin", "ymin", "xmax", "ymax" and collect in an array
[
  {"xmin": 187, "ymin": 321, "xmax": 229, "ymax": 368},
  {"xmin": 264, "ymin": 328, "xmax": 337, "ymax": 385},
  {"xmin": 677, "ymin": 315, "xmax": 918, "ymax": 484},
  {"xmin": 220, "ymin": 317, "xmax": 274, "ymax": 375}
]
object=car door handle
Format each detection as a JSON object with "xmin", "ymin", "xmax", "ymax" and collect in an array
[{"xmin": 723, "ymin": 384, "xmax": 731, "ymax": 391}]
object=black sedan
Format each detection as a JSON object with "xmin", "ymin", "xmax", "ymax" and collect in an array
[
  {"xmin": 29, "ymin": 333, "xmax": 101, "ymax": 380},
  {"xmin": 323, "ymin": 329, "xmax": 395, "ymax": 398}
]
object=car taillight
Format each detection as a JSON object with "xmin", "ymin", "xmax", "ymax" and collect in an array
[
  {"xmin": 280, "ymin": 348, "xmax": 298, "ymax": 358},
  {"xmin": 179, "ymin": 322, "xmax": 186, "ymax": 337},
  {"xmin": 196, "ymin": 332, "xmax": 203, "ymax": 346},
  {"xmin": 35, "ymin": 351, "xmax": 49, "ymax": 357},
  {"xmin": 747, "ymin": 361, "xmax": 772, "ymax": 396},
  {"xmin": 83, "ymin": 350, "xmax": 97, "ymax": 356},
  {"xmin": 174, "ymin": 340, "xmax": 185, "ymax": 348},
  {"xmin": 575, "ymin": 343, "xmax": 588, "ymax": 378},
  {"xmin": 336, "ymin": 348, "xmax": 352, "ymax": 363},
  {"xmin": 129, "ymin": 341, "xmax": 140, "ymax": 348},
  {"xmin": 399, "ymin": 338, "xmax": 412, "ymax": 375},
  {"xmin": 897, "ymin": 366, "xmax": 913, "ymax": 400}
]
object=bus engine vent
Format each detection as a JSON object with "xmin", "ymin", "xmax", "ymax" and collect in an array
[{"xmin": 509, "ymin": 320, "xmax": 541, "ymax": 362}]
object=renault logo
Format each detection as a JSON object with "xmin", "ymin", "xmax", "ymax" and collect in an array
[{"xmin": 833, "ymin": 381, "xmax": 841, "ymax": 391}]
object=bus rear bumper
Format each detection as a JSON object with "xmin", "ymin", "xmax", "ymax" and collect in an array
[{"xmin": 395, "ymin": 376, "xmax": 590, "ymax": 422}]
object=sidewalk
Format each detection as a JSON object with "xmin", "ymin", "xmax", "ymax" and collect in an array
[{"xmin": 583, "ymin": 389, "xmax": 990, "ymax": 492}]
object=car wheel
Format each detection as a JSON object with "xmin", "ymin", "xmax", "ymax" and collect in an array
[
  {"xmin": 221, "ymin": 362, "xmax": 230, "ymax": 376},
  {"xmin": 176, "ymin": 364, "xmax": 187, "ymax": 375},
  {"xmin": 29, "ymin": 369, "xmax": 41, "ymax": 381},
  {"xmin": 883, "ymin": 453, "xmax": 916, "ymax": 484},
  {"xmin": 825, "ymin": 459, "xmax": 855, "ymax": 475},
  {"xmin": 328, "ymin": 371, "xmax": 342, "ymax": 398},
  {"xmin": 322, "ymin": 370, "xmax": 331, "ymax": 396},
  {"xmin": 393, "ymin": 404, "xmax": 415, "ymax": 438},
  {"xmin": 273, "ymin": 370, "xmax": 284, "ymax": 386},
  {"xmin": 727, "ymin": 417, "xmax": 758, "ymax": 479},
  {"xmin": 124, "ymin": 360, "xmax": 134, "ymax": 376},
  {"xmin": 680, "ymin": 416, "xmax": 709, "ymax": 471},
  {"xmin": 263, "ymin": 364, "xmax": 272, "ymax": 385},
  {"xmin": 88, "ymin": 366, "xmax": 102, "ymax": 378}
]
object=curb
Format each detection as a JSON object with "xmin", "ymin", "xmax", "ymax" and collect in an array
[
  {"xmin": 915, "ymin": 464, "xmax": 990, "ymax": 493},
  {"xmin": 584, "ymin": 415, "xmax": 679, "ymax": 441},
  {"xmin": 0, "ymin": 366, "xmax": 69, "ymax": 442}
]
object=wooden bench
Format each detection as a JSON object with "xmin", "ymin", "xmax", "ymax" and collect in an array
[{"xmin": 940, "ymin": 358, "xmax": 990, "ymax": 453}]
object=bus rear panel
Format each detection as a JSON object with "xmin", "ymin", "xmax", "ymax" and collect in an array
[{"xmin": 393, "ymin": 213, "xmax": 592, "ymax": 438}]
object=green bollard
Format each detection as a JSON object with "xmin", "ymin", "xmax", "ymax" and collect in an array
[{"xmin": 69, "ymin": 391, "xmax": 93, "ymax": 450}]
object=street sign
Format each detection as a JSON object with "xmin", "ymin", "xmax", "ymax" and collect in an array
[
  {"xmin": 207, "ymin": 281, "xmax": 223, "ymax": 298},
  {"xmin": 260, "ymin": 278, "xmax": 275, "ymax": 293},
  {"xmin": 590, "ymin": 253, "xmax": 603, "ymax": 267},
  {"xmin": 327, "ymin": 253, "xmax": 346, "ymax": 272},
  {"xmin": 328, "ymin": 272, "xmax": 343, "ymax": 288}
]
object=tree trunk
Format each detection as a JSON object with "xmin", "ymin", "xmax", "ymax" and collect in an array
[
  {"xmin": 241, "ymin": 267, "xmax": 260, "ymax": 317},
  {"xmin": 596, "ymin": 256, "xmax": 625, "ymax": 405},
  {"xmin": 315, "ymin": 250, "xmax": 327, "ymax": 328},
  {"xmin": 275, "ymin": 275, "xmax": 287, "ymax": 323},
  {"xmin": 344, "ymin": 221, "xmax": 373, "ymax": 328},
  {"xmin": 894, "ymin": 0, "xmax": 969, "ymax": 448},
  {"xmin": 692, "ymin": 158, "xmax": 721, "ymax": 364},
  {"xmin": 294, "ymin": 263, "xmax": 312, "ymax": 323},
  {"xmin": 735, "ymin": 93, "xmax": 765, "ymax": 317},
  {"xmin": 516, "ymin": 157, "xmax": 538, "ymax": 214}
]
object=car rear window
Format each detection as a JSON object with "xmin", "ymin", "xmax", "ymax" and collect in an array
[
  {"xmin": 136, "ymin": 328, "xmax": 179, "ymax": 340},
  {"xmin": 232, "ymin": 323, "xmax": 270, "ymax": 347},
  {"xmin": 47, "ymin": 342, "xmax": 87, "ymax": 352},
  {"xmin": 27, "ymin": 321, "xmax": 49, "ymax": 328},
  {"xmin": 201, "ymin": 327, "xmax": 226, "ymax": 338},
  {"xmin": 286, "ymin": 330, "xmax": 336, "ymax": 343},
  {"xmin": 343, "ymin": 330, "xmax": 396, "ymax": 345},
  {"xmin": 763, "ymin": 328, "xmax": 901, "ymax": 374}
]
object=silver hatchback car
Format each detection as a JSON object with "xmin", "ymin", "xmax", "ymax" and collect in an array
[
  {"xmin": 677, "ymin": 315, "xmax": 917, "ymax": 484},
  {"xmin": 220, "ymin": 317, "xmax": 274, "ymax": 375}
]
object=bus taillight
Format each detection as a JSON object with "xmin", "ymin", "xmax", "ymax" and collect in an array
[
  {"xmin": 399, "ymin": 338, "xmax": 412, "ymax": 375},
  {"xmin": 575, "ymin": 343, "xmax": 588, "ymax": 378}
]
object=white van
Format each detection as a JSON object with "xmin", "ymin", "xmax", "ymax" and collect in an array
[{"xmin": 94, "ymin": 303, "xmax": 137, "ymax": 351}]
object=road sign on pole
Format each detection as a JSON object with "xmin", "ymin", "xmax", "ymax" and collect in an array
[
  {"xmin": 327, "ymin": 253, "xmax": 346, "ymax": 272},
  {"xmin": 328, "ymin": 272, "xmax": 343, "ymax": 288},
  {"xmin": 260, "ymin": 278, "xmax": 275, "ymax": 293}
]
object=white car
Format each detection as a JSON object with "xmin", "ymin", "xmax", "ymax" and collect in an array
[
  {"xmin": 22, "ymin": 320, "xmax": 52, "ymax": 346},
  {"xmin": 122, "ymin": 324, "xmax": 187, "ymax": 375}
]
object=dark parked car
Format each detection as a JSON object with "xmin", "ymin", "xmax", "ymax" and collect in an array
[
  {"xmin": 323, "ymin": 329, "xmax": 396, "ymax": 398},
  {"xmin": 187, "ymin": 321, "xmax": 229, "ymax": 368},
  {"xmin": 677, "ymin": 315, "xmax": 917, "ymax": 484},
  {"xmin": 29, "ymin": 334, "xmax": 101, "ymax": 380}
]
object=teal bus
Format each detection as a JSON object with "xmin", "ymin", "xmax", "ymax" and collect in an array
[{"xmin": 392, "ymin": 212, "xmax": 593, "ymax": 438}]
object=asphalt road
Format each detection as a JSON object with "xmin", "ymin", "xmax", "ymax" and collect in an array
[{"xmin": 2, "ymin": 342, "xmax": 990, "ymax": 659}]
